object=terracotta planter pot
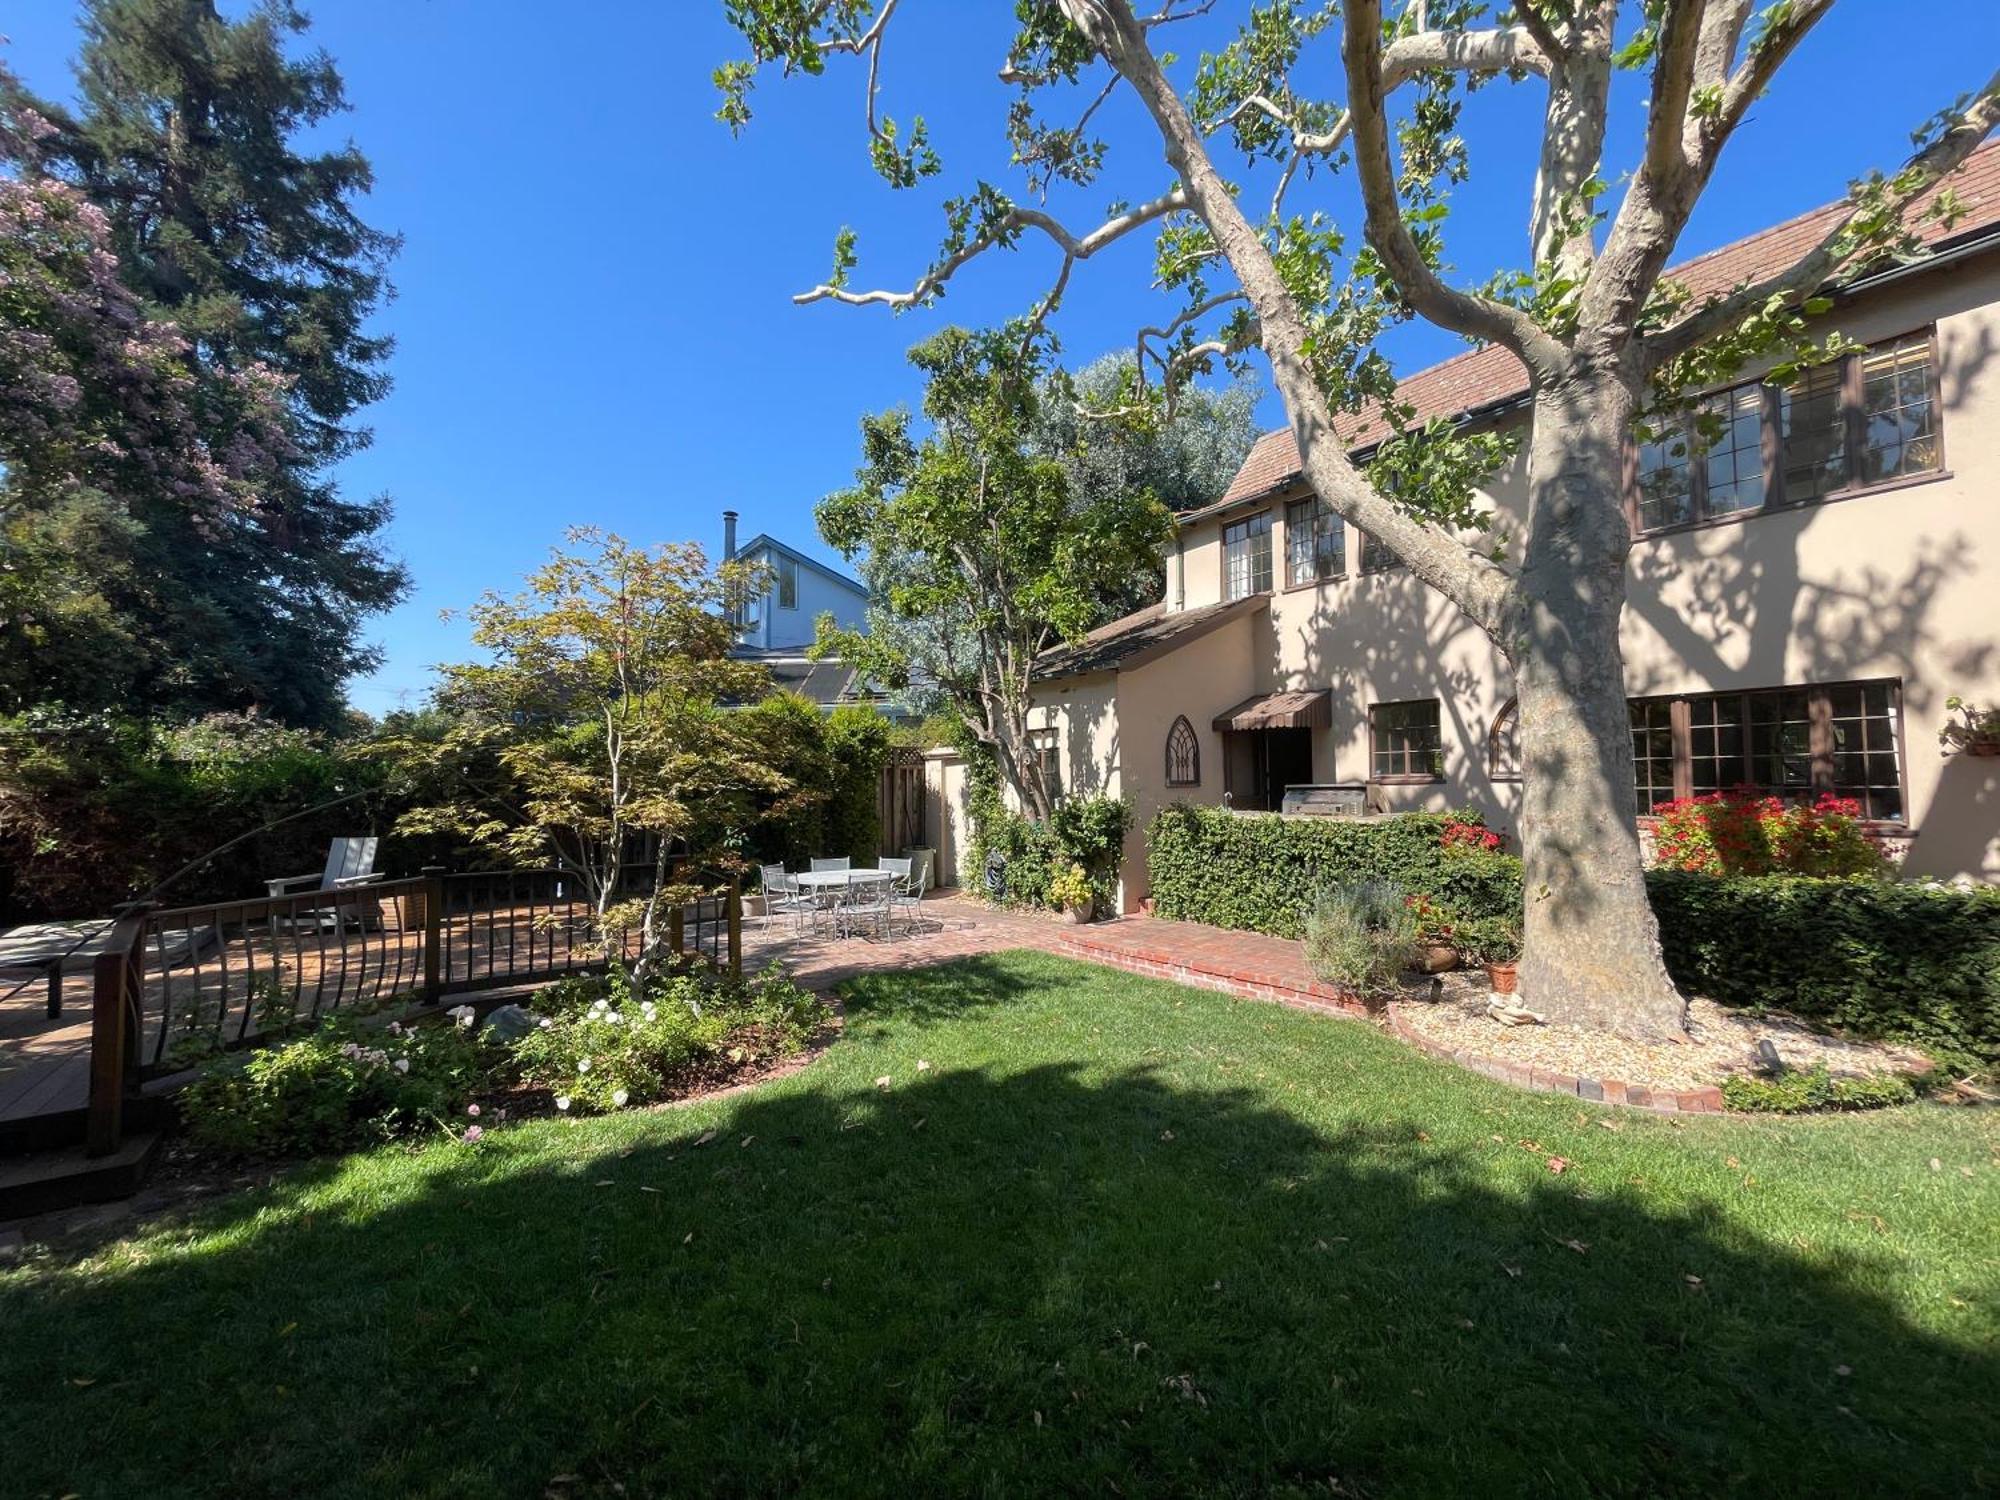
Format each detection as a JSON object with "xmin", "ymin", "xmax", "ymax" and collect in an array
[
  {"xmin": 1417, "ymin": 943, "xmax": 1460, "ymax": 974},
  {"xmin": 1964, "ymin": 736, "xmax": 2000, "ymax": 757},
  {"xmin": 1485, "ymin": 961, "xmax": 1520, "ymax": 995}
]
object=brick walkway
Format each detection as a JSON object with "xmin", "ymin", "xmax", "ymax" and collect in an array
[{"xmin": 746, "ymin": 894, "xmax": 1369, "ymax": 1022}]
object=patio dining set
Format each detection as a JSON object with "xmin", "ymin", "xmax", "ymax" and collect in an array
[{"xmin": 757, "ymin": 855, "xmax": 931, "ymax": 941}]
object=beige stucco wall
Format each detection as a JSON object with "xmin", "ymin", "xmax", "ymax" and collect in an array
[
  {"xmin": 1058, "ymin": 246, "xmax": 2000, "ymax": 890},
  {"xmin": 922, "ymin": 749, "xmax": 972, "ymax": 889}
]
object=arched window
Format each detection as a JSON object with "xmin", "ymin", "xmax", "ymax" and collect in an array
[
  {"xmin": 1165, "ymin": 714, "xmax": 1201, "ymax": 786},
  {"xmin": 1489, "ymin": 698, "xmax": 1522, "ymax": 782}
]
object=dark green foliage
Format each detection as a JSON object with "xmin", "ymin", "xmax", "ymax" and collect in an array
[
  {"xmin": 0, "ymin": 709, "xmax": 432, "ymax": 919},
  {"xmin": 179, "ymin": 1009, "xmax": 496, "ymax": 1157},
  {"xmin": 1648, "ymin": 872, "xmax": 2000, "ymax": 1064},
  {"xmin": 973, "ymin": 791, "xmax": 1132, "ymax": 911},
  {"xmin": 2, "ymin": 0, "xmax": 406, "ymax": 726},
  {"xmin": 735, "ymin": 696, "xmax": 892, "ymax": 871},
  {"xmin": 1721, "ymin": 1064, "xmax": 1920, "ymax": 1114},
  {"xmin": 1147, "ymin": 804, "xmax": 1519, "ymax": 937}
]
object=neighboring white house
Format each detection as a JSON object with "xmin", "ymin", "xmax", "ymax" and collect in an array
[{"xmin": 724, "ymin": 509, "xmax": 869, "ymax": 652}]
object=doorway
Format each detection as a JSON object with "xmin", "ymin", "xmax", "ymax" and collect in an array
[{"xmin": 1234, "ymin": 728, "xmax": 1313, "ymax": 811}]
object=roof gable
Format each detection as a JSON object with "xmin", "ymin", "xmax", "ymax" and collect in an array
[{"xmin": 735, "ymin": 533, "xmax": 868, "ymax": 597}]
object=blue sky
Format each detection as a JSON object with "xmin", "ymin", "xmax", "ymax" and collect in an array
[{"xmin": 7, "ymin": 2, "xmax": 1997, "ymax": 713}]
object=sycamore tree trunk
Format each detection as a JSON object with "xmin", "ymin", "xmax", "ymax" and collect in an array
[{"xmin": 1508, "ymin": 360, "xmax": 1686, "ymax": 1039}]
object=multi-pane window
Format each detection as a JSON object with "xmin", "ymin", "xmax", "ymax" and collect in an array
[
  {"xmin": 1370, "ymin": 700, "xmax": 1442, "ymax": 781},
  {"xmin": 1628, "ymin": 681, "xmax": 1904, "ymax": 821},
  {"xmin": 1632, "ymin": 330, "xmax": 1941, "ymax": 532},
  {"xmin": 1859, "ymin": 334, "xmax": 1940, "ymax": 485},
  {"xmin": 1359, "ymin": 532, "xmax": 1405, "ymax": 574},
  {"xmin": 1284, "ymin": 497, "xmax": 1345, "ymax": 585},
  {"xmin": 1223, "ymin": 511, "xmax": 1273, "ymax": 600},
  {"xmin": 1029, "ymin": 729, "xmax": 1062, "ymax": 805},
  {"xmin": 1780, "ymin": 362, "xmax": 1848, "ymax": 503},
  {"xmin": 776, "ymin": 555, "xmax": 799, "ymax": 610},
  {"xmin": 1630, "ymin": 699, "xmax": 1678, "ymax": 812}
]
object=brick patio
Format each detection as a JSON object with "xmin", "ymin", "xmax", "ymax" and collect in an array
[{"xmin": 746, "ymin": 893, "xmax": 1370, "ymax": 1021}]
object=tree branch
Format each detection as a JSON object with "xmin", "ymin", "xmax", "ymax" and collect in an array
[
  {"xmin": 1700, "ymin": 0, "xmax": 1834, "ymax": 162},
  {"xmin": 1643, "ymin": 0, "xmax": 1709, "ymax": 191},
  {"xmin": 1342, "ymin": 0, "xmax": 1569, "ymax": 371},
  {"xmin": 1646, "ymin": 69, "xmax": 2000, "ymax": 365},
  {"xmin": 793, "ymin": 188, "xmax": 1187, "ymax": 308}
]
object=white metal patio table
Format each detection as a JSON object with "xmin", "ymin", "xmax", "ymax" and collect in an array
[{"xmin": 793, "ymin": 869, "xmax": 895, "ymax": 939}]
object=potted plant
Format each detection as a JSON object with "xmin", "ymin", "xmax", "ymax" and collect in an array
[
  {"xmin": 1459, "ymin": 914, "xmax": 1524, "ymax": 995},
  {"xmin": 1939, "ymin": 696, "xmax": 2000, "ymax": 756},
  {"xmin": 1048, "ymin": 862, "xmax": 1096, "ymax": 924},
  {"xmin": 1403, "ymin": 893, "xmax": 1460, "ymax": 973}
]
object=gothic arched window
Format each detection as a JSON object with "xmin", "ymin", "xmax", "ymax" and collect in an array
[
  {"xmin": 1489, "ymin": 699, "xmax": 1523, "ymax": 782},
  {"xmin": 1165, "ymin": 715, "xmax": 1201, "ymax": 787}
]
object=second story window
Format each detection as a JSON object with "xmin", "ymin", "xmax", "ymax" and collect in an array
[
  {"xmin": 1284, "ymin": 497, "xmax": 1345, "ymax": 586},
  {"xmin": 776, "ymin": 556, "xmax": 799, "ymax": 610},
  {"xmin": 1635, "ymin": 329, "xmax": 1942, "ymax": 534},
  {"xmin": 1223, "ymin": 511, "xmax": 1272, "ymax": 600},
  {"xmin": 1359, "ymin": 531, "xmax": 1406, "ymax": 574}
]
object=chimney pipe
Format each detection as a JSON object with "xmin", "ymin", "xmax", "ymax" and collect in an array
[{"xmin": 722, "ymin": 509, "xmax": 739, "ymax": 560}]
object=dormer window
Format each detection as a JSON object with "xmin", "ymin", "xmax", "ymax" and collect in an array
[{"xmin": 776, "ymin": 555, "xmax": 799, "ymax": 610}]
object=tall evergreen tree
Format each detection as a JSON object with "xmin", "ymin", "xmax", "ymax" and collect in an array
[{"xmin": 1, "ymin": 0, "xmax": 406, "ymax": 726}]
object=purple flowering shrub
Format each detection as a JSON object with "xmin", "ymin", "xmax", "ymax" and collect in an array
[
  {"xmin": 180, "ymin": 1011, "xmax": 498, "ymax": 1157},
  {"xmin": 514, "ymin": 966, "xmax": 823, "ymax": 1115}
]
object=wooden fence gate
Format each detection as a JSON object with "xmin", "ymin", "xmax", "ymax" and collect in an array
[{"xmin": 878, "ymin": 748, "xmax": 926, "ymax": 857}]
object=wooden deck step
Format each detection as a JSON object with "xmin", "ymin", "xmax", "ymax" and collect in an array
[{"xmin": 0, "ymin": 1131, "xmax": 162, "ymax": 1221}]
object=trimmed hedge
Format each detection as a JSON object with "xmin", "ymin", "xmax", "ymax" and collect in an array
[
  {"xmin": 1648, "ymin": 872, "xmax": 2000, "ymax": 1065},
  {"xmin": 1146, "ymin": 804, "xmax": 1521, "ymax": 938},
  {"xmin": 1147, "ymin": 804, "xmax": 2000, "ymax": 1064}
]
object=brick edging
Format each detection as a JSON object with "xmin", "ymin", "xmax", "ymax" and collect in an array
[
  {"xmin": 1047, "ymin": 931, "xmax": 1373, "ymax": 1022},
  {"xmin": 1385, "ymin": 1003, "xmax": 1726, "ymax": 1114}
]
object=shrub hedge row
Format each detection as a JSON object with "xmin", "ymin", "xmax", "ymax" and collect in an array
[
  {"xmin": 1147, "ymin": 804, "xmax": 2000, "ymax": 1063},
  {"xmin": 1146, "ymin": 804, "xmax": 1521, "ymax": 938},
  {"xmin": 1647, "ymin": 871, "xmax": 2000, "ymax": 1065}
]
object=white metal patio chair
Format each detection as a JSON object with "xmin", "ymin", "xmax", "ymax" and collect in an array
[
  {"xmin": 838, "ymin": 869, "xmax": 895, "ymax": 941},
  {"xmin": 758, "ymin": 864, "xmax": 813, "ymax": 933},
  {"xmin": 877, "ymin": 857, "xmax": 913, "ymax": 935},
  {"xmin": 809, "ymin": 856, "xmax": 852, "ymax": 873}
]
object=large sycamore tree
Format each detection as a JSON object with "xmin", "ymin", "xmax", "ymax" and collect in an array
[{"xmin": 719, "ymin": 0, "xmax": 1999, "ymax": 1038}]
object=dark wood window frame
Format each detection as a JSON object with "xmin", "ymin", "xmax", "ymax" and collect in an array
[
  {"xmin": 1627, "ymin": 327, "xmax": 1945, "ymax": 538},
  {"xmin": 1283, "ymin": 496, "xmax": 1346, "ymax": 588},
  {"xmin": 1626, "ymin": 678, "xmax": 1907, "ymax": 823},
  {"xmin": 1223, "ymin": 510, "xmax": 1274, "ymax": 600},
  {"xmin": 1165, "ymin": 714, "xmax": 1201, "ymax": 787},
  {"xmin": 1369, "ymin": 698, "xmax": 1444, "ymax": 784}
]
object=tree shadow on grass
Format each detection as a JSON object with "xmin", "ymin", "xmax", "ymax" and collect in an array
[{"xmin": 2, "ymin": 957, "xmax": 1994, "ymax": 1498}]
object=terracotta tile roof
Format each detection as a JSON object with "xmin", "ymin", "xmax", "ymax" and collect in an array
[
  {"xmin": 1032, "ymin": 595, "xmax": 1265, "ymax": 682},
  {"xmin": 1210, "ymin": 141, "xmax": 2000, "ymax": 512}
]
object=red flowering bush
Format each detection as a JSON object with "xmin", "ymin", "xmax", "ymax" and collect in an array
[
  {"xmin": 1649, "ymin": 788, "xmax": 1884, "ymax": 877},
  {"xmin": 1441, "ymin": 821, "xmax": 1503, "ymax": 852},
  {"xmin": 1403, "ymin": 892, "xmax": 1457, "ymax": 945}
]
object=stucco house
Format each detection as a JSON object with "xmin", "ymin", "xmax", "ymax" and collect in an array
[{"xmin": 1026, "ymin": 144, "xmax": 2000, "ymax": 912}]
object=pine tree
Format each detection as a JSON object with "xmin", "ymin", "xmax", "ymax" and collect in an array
[{"xmin": 2, "ymin": 0, "xmax": 407, "ymax": 726}]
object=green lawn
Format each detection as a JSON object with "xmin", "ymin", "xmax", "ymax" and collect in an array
[{"xmin": 3, "ymin": 952, "xmax": 1996, "ymax": 1498}]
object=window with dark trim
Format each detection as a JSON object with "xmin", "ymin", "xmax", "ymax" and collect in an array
[
  {"xmin": 1370, "ymin": 699, "xmax": 1442, "ymax": 782},
  {"xmin": 1165, "ymin": 714, "xmax": 1200, "ymax": 786},
  {"xmin": 1633, "ymin": 330, "xmax": 1942, "ymax": 533},
  {"xmin": 1223, "ymin": 511, "xmax": 1273, "ymax": 599},
  {"xmin": 1627, "ymin": 680, "xmax": 1904, "ymax": 820},
  {"xmin": 1284, "ymin": 497, "xmax": 1345, "ymax": 586},
  {"xmin": 1358, "ymin": 531, "xmax": 1405, "ymax": 574},
  {"xmin": 1488, "ymin": 698, "xmax": 1521, "ymax": 782}
]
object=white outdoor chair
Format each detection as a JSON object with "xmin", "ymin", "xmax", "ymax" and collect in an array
[
  {"xmin": 810, "ymin": 857, "xmax": 852, "ymax": 873},
  {"xmin": 839, "ymin": 869, "xmax": 894, "ymax": 941},
  {"xmin": 877, "ymin": 858, "xmax": 913, "ymax": 935},
  {"xmin": 267, "ymin": 837, "xmax": 385, "ymax": 929},
  {"xmin": 758, "ymin": 864, "xmax": 812, "ymax": 933},
  {"xmin": 889, "ymin": 854, "xmax": 931, "ymax": 931}
]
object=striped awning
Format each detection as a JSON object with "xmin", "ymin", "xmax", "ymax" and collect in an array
[{"xmin": 1212, "ymin": 689, "xmax": 1332, "ymax": 732}]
